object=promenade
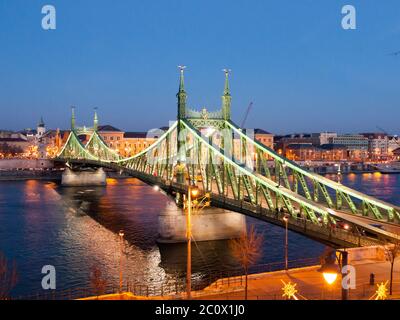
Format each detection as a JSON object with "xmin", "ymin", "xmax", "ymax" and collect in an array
[
  {"xmin": 79, "ymin": 259, "xmax": 400, "ymax": 300},
  {"xmin": 195, "ymin": 260, "xmax": 400, "ymax": 300}
]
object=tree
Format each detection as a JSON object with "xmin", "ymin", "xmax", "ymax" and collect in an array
[
  {"xmin": 0, "ymin": 252, "xmax": 18, "ymax": 300},
  {"xmin": 230, "ymin": 225, "xmax": 264, "ymax": 300},
  {"xmin": 89, "ymin": 265, "xmax": 107, "ymax": 299},
  {"xmin": 383, "ymin": 241, "xmax": 400, "ymax": 295}
]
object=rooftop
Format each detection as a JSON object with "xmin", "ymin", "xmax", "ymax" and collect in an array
[
  {"xmin": 98, "ymin": 125, "xmax": 122, "ymax": 132},
  {"xmin": 254, "ymin": 128, "xmax": 272, "ymax": 135},
  {"xmin": 0, "ymin": 137, "xmax": 28, "ymax": 143},
  {"xmin": 124, "ymin": 132, "xmax": 148, "ymax": 139},
  {"xmin": 286, "ymin": 143, "xmax": 316, "ymax": 150}
]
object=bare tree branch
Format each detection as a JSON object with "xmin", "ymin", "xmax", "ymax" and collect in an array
[
  {"xmin": 230, "ymin": 225, "xmax": 264, "ymax": 300},
  {"xmin": 383, "ymin": 241, "xmax": 400, "ymax": 295},
  {"xmin": 89, "ymin": 265, "xmax": 107, "ymax": 299},
  {"xmin": 0, "ymin": 252, "xmax": 18, "ymax": 300}
]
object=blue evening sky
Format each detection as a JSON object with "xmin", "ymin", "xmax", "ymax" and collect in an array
[{"xmin": 0, "ymin": 0, "xmax": 399, "ymax": 134}]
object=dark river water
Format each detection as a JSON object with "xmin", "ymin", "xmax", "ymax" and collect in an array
[{"xmin": 0, "ymin": 173, "xmax": 399, "ymax": 297}]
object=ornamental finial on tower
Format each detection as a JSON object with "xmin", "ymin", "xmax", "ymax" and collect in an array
[
  {"xmin": 178, "ymin": 65, "xmax": 186, "ymax": 92},
  {"xmin": 71, "ymin": 106, "xmax": 76, "ymax": 130},
  {"xmin": 177, "ymin": 66, "xmax": 187, "ymax": 119},
  {"xmin": 222, "ymin": 68, "xmax": 232, "ymax": 120},
  {"xmin": 223, "ymin": 68, "xmax": 231, "ymax": 96},
  {"xmin": 93, "ymin": 107, "xmax": 98, "ymax": 131}
]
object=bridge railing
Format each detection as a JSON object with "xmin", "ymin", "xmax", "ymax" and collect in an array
[
  {"xmin": 210, "ymin": 193, "xmax": 384, "ymax": 247},
  {"xmin": 10, "ymin": 258, "xmax": 320, "ymax": 300}
]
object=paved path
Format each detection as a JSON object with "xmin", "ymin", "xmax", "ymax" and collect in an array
[{"xmin": 194, "ymin": 260, "xmax": 400, "ymax": 300}]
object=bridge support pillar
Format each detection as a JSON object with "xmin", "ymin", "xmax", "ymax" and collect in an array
[
  {"xmin": 61, "ymin": 167, "xmax": 107, "ymax": 186},
  {"xmin": 158, "ymin": 202, "xmax": 246, "ymax": 243}
]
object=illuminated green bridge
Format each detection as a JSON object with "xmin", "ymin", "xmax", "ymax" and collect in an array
[{"xmin": 56, "ymin": 68, "xmax": 400, "ymax": 248}]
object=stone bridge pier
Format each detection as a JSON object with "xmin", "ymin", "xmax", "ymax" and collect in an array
[
  {"xmin": 158, "ymin": 201, "xmax": 247, "ymax": 243},
  {"xmin": 61, "ymin": 167, "xmax": 107, "ymax": 186}
]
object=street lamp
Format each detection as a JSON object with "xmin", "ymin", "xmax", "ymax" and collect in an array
[
  {"xmin": 283, "ymin": 215, "xmax": 289, "ymax": 270},
  {"xmin": 319, "ymin": 261, "xmax": 339, "ymax": 285},
  {"xmin": 318, "ymin": 250, "xmax": 349, "ymax": 300},
  {"xmin": 186, "ymin": 185, "xmax": 199, "ymax": 299},
  {"xmin": 118, "ymin": 230, "xmax": 125, "ymax": 293},
  {"xmin": 334, "ymin": 163, "xmax": 342, "ymax": 184}
]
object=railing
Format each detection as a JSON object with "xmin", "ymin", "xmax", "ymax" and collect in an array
[
  {"xmin": 11, "ymin": 257, "xmax": 320, "ymax": 300},
  {"xmin": 211, "ymin": 192, "xmax": 385, "ymax": 247}
]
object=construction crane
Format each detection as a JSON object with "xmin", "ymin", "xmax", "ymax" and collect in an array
[{"xmin": 241, "ymin": 102, "xmax": 254, "ymax": 128}]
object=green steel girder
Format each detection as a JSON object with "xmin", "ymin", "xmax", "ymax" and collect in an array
[
  {"xmin": 242, "ymin": 174, "xmax": 256, "ymax": 204},
  {"xmin": 300, "ymin": 204, "xmax": 318, "ymax": 223},
  {"xmin": 212, "ymin": 163, "xmax": 224, "ymax": 195},
  {"xmin": 260, "ymin": 184, "xmax": 274, "ymax": 210},
  {"xmin": 318, "ymin": 182, "xmax": 334, "ymax": 208},
  {"xmin": 336, "ymin": 189, "xmax": 343, "ymax": 210},
  {"xmin": 280, "ymin": 195, "xmax": 295, "ymax": 217},
  {"xmin": 225, "ymin": 120, "xmax": 400, "ymax": 222},
  {"xmin": 296, "ymin": 172, "xmax": 312, "ymax": 200},
  {"xmin": 58, "ymin": 131, "xmax": 98, "ymax": 161},
  {"xmin": 338, "ymin": 190, "xmax": 358, "ymax": 214},
  {"xmin": 257, "ymin": 150, "xmax": 271, "ymax": 179},
  {"xmin": 85, "ymin": 131, "xmax": 121, "ymax": 162},
  {"xmin": 365, "ymin": 201, "xmax": 384, "ymax": 220},
  {"xmin": 226, "ymin": 164, "xmax": 239, "ymax": 200}
]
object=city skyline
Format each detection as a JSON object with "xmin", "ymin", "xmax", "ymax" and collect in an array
[
  {"xmin": 2, "ymin": 112, "xmax": 399, "ymax": 137},
  {"xmin": 1, "ymin": 1, "xmax": 400, "ymax": 133}
]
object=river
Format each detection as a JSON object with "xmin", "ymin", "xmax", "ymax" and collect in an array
[{"xmin": 0, "ymin": 172, "xmax": 399, "ymax": 298}]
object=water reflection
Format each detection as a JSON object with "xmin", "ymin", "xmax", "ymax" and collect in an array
[
  {"xmin": 7, "ymin": 174, "xmax": 398, "ymax": 296},
  {"xmin": 325, "ymin": 173, "xmax": 400, "ymax": 204}
]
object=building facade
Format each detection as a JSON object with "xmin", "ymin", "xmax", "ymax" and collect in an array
[
  {"xmin": 317, "ymin": 132, "xmax": 338, "ymax": 146},
  {"xmin": 98, "ymin": 125, "xmax": 162, "ymax": 157},
  {"xmin": 328, "ymin": 134, "xmax": 369, "ymax": 161},
  {"xmin": 254, "ymin": 129, "xmax": 274, "ymax": 149},
  {"xmin": 285, "ymin": 143, "xmax": 349, "ymax": 162},
  {"xmin": 388, "ymin": 136, "xmax": 400, "ymax": 157},
  {"xmin": 360, "ymin": 133, "xmax": 389, "ymax": 160}
]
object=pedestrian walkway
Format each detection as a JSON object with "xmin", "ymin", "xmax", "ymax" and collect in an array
[{"xmin": 194, "ymin": 260, "xmax": 400, "ymax": 300}]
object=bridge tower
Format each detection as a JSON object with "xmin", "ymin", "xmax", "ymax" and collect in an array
[{"xmin": 178, "ymin": 67, "xmax": 232, "ymax": 130}]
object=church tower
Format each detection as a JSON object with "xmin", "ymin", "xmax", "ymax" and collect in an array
[{"xmin": 37, "ymin": 116, "xmax": 46, "ymax": 138}]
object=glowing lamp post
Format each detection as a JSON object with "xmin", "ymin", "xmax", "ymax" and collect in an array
[
  {"xmin": 318, "ymin": 251, "xmax": 339, "ymax": 282},
  {"xmin": 283, "ymin": 215, "xmax": 289, "ymax": 270},
  {"xmin": 118, "ymin": 230, "xmax": 125, "ymax": 293},
  {"xmin": 186, "ymin": 185, "xmax": 199, "ymax": 299},
  {"xmin": 318, "ymin": 250, "xmax": 349, "ymax": 300}
]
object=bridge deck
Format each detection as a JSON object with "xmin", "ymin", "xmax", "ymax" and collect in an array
[{"xmin": 103, "ymin": 162, "xmax": 400, "ymax": 248}]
